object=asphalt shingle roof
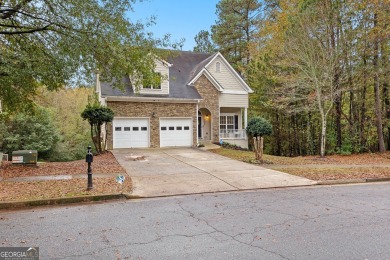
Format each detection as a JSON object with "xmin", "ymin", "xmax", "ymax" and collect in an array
[{"xmin": 101, "ymin": 50, "xmax": 215, "ymax": 100}]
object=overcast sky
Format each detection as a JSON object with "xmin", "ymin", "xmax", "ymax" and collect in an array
[{"xmin": 129, "ymin": 0, "xmax": 219, "ymax": 51}]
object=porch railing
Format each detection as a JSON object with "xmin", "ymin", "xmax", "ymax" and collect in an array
[{"xmin": 220, "ymin": 129, "xmax": 247, "ymax": 139}]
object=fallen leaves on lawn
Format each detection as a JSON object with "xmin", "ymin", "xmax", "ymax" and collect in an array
[
  {"xmin": 0, "ymin": 177, "xmax": 132, "ymax": 202},
  {"xmin": 210, "ymin": 148, "xmax": 390, "ymax": 181},
  {"xmin": 0, "ymin": 152, "xmax": 125, "ymax": 179},
  {"xmin": 210, "ymin": 148, "xmax": 390, "ymax": 165},
  {"xmin": 0, "ymin": 152, "xmax": 131, "ymax": 202}
]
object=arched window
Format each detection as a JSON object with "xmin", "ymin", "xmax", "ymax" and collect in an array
[{"xmin": 216, "ymin": 62, "xmax": 221, "ymax": 73}]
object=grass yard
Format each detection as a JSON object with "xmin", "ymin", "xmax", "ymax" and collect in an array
[{"xmin": 210, "ymin": 148, "xmax": 390, "ymax": 181}]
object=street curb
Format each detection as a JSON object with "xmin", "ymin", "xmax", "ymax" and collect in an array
[
  {"xmin": 2, "ymin": 178, "xmax": 390, "ymax": 210},
  {"xmin": 0, "ymin": 193, "xmax": 141, "ymax": 210},
  {"xmin": 317, "ymin": 178, "xmax": 390, "ymax": 185}
]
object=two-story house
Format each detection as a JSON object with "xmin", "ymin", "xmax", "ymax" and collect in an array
[{"xmin": 96, "ymin": 50, "xmax": 253, "ymax": 149}]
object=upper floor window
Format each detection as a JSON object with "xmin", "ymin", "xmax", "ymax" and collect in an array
[
  {"xmin": 143, "ymin": 72, "xmax": 161, "ymax": 90},
  {"xmin": 216, "ymin": 62, "xmax": 221, "ymax": 73}
]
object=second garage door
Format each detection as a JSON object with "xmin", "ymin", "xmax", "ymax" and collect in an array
[{"xmin": 160, "ymin": 118, "xmax": 192, "ymax": 147}]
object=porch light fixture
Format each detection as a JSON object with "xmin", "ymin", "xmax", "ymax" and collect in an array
[{"xmin": 205, "ymin": 114, "xmax": 210, "ymax": 120}]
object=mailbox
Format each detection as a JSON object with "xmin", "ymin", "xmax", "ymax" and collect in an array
[
  {"xmin": 85, "ymin": 145, "xmax": 93, "ymax": 163},
  {"xmin": 86, "ymin": 153, "xmax": 93, "ymax": 163}
]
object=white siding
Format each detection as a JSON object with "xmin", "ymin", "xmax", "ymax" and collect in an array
[
  {"xmin": 139, "ymin": 60, "xmax": 169, "ymax": 95},
  {"xmin": 219, "ymin": 93, "xmax": 248, "ymax": 108},
  {"xmin": 206, "ymin": 57, "xmax": 246, "ymax": 91}
]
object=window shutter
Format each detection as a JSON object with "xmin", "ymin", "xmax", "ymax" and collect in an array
[{"xmin": 234, "ymin": 115, "xmax": 238, "ymax": 130}]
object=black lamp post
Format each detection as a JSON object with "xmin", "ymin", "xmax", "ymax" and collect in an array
[{"xmin": 85, "ymin": 145, "xmax": 93, "ymax": 190}]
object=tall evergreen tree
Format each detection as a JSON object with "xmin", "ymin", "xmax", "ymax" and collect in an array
[
  {"xmin": 211, "ymin": 0, "xmax": 262, "ymax": 72},
  {"xmin": 193, "ymin": 30, "xmax": 216, "ymax": 53}
]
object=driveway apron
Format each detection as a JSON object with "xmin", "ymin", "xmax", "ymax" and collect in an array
[{"xmin": 111, "ymin": 148, "xmax": 316, "ymax": 197}]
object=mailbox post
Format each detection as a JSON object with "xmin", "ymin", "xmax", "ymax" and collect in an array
[{"xmin": 86, "ymin": 145, "xmax": 93, "ymax": 190}]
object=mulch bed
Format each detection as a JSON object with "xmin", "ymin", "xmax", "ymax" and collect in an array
[
  {"xmin": 0, "ymin": 152, "xmax": 125, "ymax": 179},
  {"xmin": 0, "ymin": 152, "xmax": 130, "ymax": 202},
  {"xmin": 0, "ymin": 178, "xmax": 132, "ymax": 202}
]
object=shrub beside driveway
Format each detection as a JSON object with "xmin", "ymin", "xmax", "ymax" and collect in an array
[{"xmin": 210, "ymin": 148, "xmax": 390, "ymax": 181}]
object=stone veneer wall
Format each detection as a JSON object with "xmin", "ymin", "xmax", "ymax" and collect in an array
[
  {"xmin": 106, "ymin": 101, "xmax": 197, "ymax": 148},
  {"xmin": 194, "ymin": 75, "xmax": 220, "ymax": 143}
]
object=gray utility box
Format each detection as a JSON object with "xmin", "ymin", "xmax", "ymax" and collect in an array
[{"xmin": 12, "ymin": 150, "xmax": 38, "ymax": 165}]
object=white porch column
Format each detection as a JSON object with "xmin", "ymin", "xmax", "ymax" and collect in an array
[{"xmin": 244, "ymin": 107, "xmax": 248, "ymax": 129}]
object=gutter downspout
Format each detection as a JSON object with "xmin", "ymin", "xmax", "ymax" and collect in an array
[
  {"xmin": 96, "ymin": 70, "xmax": 104, "ymax": 105},
  {"xmin": 244, "ymin": 107, "xmax": 248, "ymax": 140},
  {"xmin": 196, "ymin": 101, "xmax": 199, "ymax": 146}
]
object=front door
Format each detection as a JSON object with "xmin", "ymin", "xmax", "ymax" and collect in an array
[{"xmin": 198, "ymin": 116, "xmax": 202, "ymax": 138}]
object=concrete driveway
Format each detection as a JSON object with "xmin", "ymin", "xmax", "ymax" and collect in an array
[{"xmin": 112, "ymin": 148, "xmax": 316, "ymax": 197}]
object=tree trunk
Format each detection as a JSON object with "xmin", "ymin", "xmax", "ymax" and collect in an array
[
  {"xmin": 253, "ymin": 137, "xmax": 258, "ymax": 160},
  {"xmin": 381, "ymin": 41, "xmax": 390, "ymax": 150},
  {"xmin": 335, "ymin": 93, "xmax": 342, "ymax": 150},
  {"xmin": 383, "ymin": 63, "xmax": 390, "ymax": 149},
  {"xmin": 260, "ymin": 137, "xmax": 263, "ymax": 160},
  {"xmin": 332, "ymin": 25, "xmax": 342, "ymax": 151},
  {"xmin": 373, "ymin": 13, "xmax": 386, "ymax": 153},
  {"xmin": 307, "ymin": 113, "xmax": 312, "ymax": 155},
  {"xmin": 104, "ymin": 123, "xmax": 108, "ymax": 152},
  {"xmin": 320, "ymin": 115, "xmax": 327, "ymax": 158},
  {"xmin": 97, "ymin": 124, "xmax": 102, "ymax": 154},
  {"xmin": 384, "ymin": 82, "xmax": 390, "ymax": 149},
  {"xmin": 288, "ymin": 119, "xmax": 292, "ymax": 157},
  {"xmin": 90, "ymin": 124, "xmax": 98, "ymax": 153},
  {"xmin": 275, "ymin": 112, "xmax": 282, "ymax": 156},
  {"xmin": 360, "ymin": 56, "xmax": 367, "ymax": 151},
  {"xmin": 253, "ymin": 136, "xmax": 264, "ymax": 161}
]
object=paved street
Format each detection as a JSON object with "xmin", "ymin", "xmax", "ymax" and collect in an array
[{"xmin": 1, "ymin": 183, "xmax": 390, "ymax": 259}]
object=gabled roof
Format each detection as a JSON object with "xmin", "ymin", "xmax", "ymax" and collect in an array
[
  {"xmin": 188, "ymin": 52, "xmax": 253, "ymax": 93},
  {"xmin": 100, "ymin": 50, "xmax": 252, "ymax": 100}
]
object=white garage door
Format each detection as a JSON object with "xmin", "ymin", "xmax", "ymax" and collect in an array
[
  {"xmin": 113, "ymin": 118, "xmax": 149, "ymax": 148},
  {"xmin": 160, "ymin": 118, "xmax": 192, "ymax": 147}
]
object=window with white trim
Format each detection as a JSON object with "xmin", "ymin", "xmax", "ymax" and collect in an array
[
  {"xmin": 220, "ymin": 115, "xmax": 234, "ymax": 131},
  {"xmin": 216, "ymin": 62, "xmax": 221, "ymax": 73},
  {"xmin": 143, "ymin": 72, "xmax": 161, "ymax": 89}
]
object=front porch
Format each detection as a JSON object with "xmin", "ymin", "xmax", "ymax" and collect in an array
[{"xmin": 198, "ymin": 107, "xmax": 248, "ymax": 148}]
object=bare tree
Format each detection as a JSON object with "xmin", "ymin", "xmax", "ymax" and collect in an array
[{"xmin": 276, "ymin": 5, "xmax": 343, "ymax": 157}]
